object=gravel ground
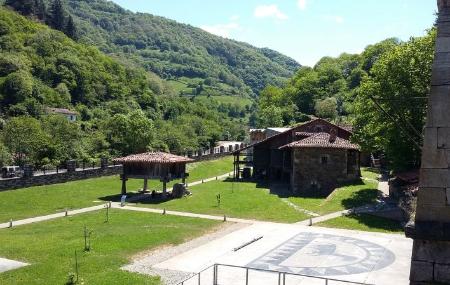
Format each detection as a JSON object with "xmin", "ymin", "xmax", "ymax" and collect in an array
[{"xmin": 121, "ymin": 222, "xmax": 248, "ymax": 285}]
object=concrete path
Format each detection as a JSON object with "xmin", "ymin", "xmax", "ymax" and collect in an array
[
  {"xmin": 113, "ymin": 204, "xmax": 255, "ymax": 224},
  {"xmin": 128, "ymin": 222, "xmax": 412, "ymax": 285},
  {"xmin": 0, "ymin": 257, "xmax": 28, "ymax": 273},
  {"xmin": 0, "ymin": 204, "xmax": 107, "ymax": 229}
]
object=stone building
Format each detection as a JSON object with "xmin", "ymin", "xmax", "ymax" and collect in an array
[
  {"xmin": 280, "ymin": 132, "xmax": 360, "ymax": 196},
  {"xmin": 46, "ymin": 107, "xmax": 78, "ymax": 122},
  {"xmin": 233, "ymin": 118, "xmax": 360, "ymax": 196}
]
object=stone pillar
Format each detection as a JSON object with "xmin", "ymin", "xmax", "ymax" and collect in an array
[
  {"xmin": 143, "ymin": 178, "xmax": 148, "ymax": 192},
  {"xmin": 405, "ymin": 1, "xmax": 450, "ymax": 284},
  {"xmin": 23, "ymin": 164, "xmax": 34, "ymax": 178},
  {"xmin": 66, "ymin": 160, "xmax": 76, "ymax": 172},
  {"xmin": 100, "ymin": 157, "xmax": 108, "ymax": 169},
  {"xmin": 120, "ymin": 175, "xmax": 127, "ymax": 195}
]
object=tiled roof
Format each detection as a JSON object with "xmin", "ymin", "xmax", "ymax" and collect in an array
[
  {"xmin": 295, "ymin": 132, "xmax": 315, "ymax": 137},
  {"xmin": 232, "ymin": 118, "xmax": 353, "ymax": 154},
  {"xmin": 46, "ymin": 107, "xmax": 78, "ymax": 115},
  {"xmin": 279, "ymin": 133, "xmax": 360, "ymax": 150},
  {"xmin": 114, "ymin": 152, "xmax": 194, "ymax": 164}
]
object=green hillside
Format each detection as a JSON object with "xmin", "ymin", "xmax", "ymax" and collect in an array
[
  {"xmin": 62, "ymin": 0, "xmax": 300, "ymax": 96},
  {"xmin": 0, "ymin": 7, "xmax": 246, "ymax": 167}
]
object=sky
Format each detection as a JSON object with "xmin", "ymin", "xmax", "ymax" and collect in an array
[{"xmin": 110, "ymin": 0, "xmax": 437, "ymax": 67}]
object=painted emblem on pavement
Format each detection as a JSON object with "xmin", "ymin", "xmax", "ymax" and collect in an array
[{"xmin": 247, "ymin": 232, "xmax": 395, "ymax": 276}]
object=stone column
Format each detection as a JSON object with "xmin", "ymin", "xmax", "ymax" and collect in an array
[
  {"xmin": 66, "ymin": 160, "xmax": 76, "ymax": 172},
  {"xmin": 100, "ymin": 157, "xmax": 108, "ymax": 169},
  {"xmin": 143, "ymin": 178, "xmax": 148, "ymax": 192},
  {"xmin": 23, "ymin": 164, "xmax": 34, "ymax": 178},
  {"xmin": 406, "ymin": 1, "xmax": 450, "ymax": 283},
  {"xmin": 120, "ymin": 175, "xmax": 128, "ymax": 195}
]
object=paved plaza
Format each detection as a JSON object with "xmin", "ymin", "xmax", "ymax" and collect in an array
[{"xmin": 135, "ymin": 222, "xmax": 412, "ymax": 285}]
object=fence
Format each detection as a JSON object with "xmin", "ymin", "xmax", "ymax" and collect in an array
[{"xmin": 176, "ymin": 264, "xmax": 374, "ymax": 285}]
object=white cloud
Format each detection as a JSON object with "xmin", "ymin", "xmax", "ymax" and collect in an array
[
  {"xmin": 334, "ymin": 16, "xmax": 344, "ymax": 24},
  {"xmin": 297, "ymin": 0, "xmax": 307, "ymax": 10},
  {"xmin": 322, "ymin": 15, "xmax": 344, "ymax": 24},
  {"xmin": 201, "ymin": 22, "xmax": 240, "ymax": 38},
  {"xmin": 230, "ymin": 15, "xmax": 240, "ymax": 21},
  {"xmin": 254, "ymin": 4, "xmax": 288, "ymax": 20}
]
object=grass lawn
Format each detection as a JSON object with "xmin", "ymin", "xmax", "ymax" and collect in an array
[
  {"xmin": 0, "ymin": 156, "xmax": 234, "ymax": 223},
  {"xmin": 137, "ymin": 180, "xmax": 309, "ymax": 223},
  {"xmin": 0, "ymin": 210, "xmax": 220, "ymax": 285},
  {"xmin": 361, "ymin": 167, "xmax": 380, "ymax": 181},
  {"xmin": 287, "ymin": 180, "xmax": 379, "ymax": 215},
  {"xmin": 316, "ymin": 213, "xmax": 404, "ymax": 234}
]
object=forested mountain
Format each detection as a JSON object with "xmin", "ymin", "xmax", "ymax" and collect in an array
[
  {"xmin": 0, "ymin": 7, "xmax": 246, "ymax": 167},
  {"xmin": 59, "ymin": 0, "xmax": 300, "ymax": 96}
]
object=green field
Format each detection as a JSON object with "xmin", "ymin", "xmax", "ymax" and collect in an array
[
  {"xmin": 287, "ymin": 180, "xmax": 379, "ymax": 215},
  {"xmin": 136, "ymin": 180, "xmax": 309, "ymax": 223},
  {"xmin": 0, "ymin": 210, "xmax": 219, "ymax": 285},
  {"xmin": 195, "ymin": 95, "xmax": 253, "ymax": 108},
  {"xmin": 316, "ymin": 213, "xmax": 404, "ymax": 234},
  {"xmin": 0, "ymin": 157, "xmax": 234, "ymax": 223}
]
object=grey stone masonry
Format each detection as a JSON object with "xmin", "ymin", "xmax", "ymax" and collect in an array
[{"xmin": 407, "ymin": 1, "xmax": 450, "ymax": 284}]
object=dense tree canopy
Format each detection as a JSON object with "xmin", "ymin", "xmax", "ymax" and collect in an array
[{"xmin": 0, "ymin": 7, "xmax": 246, "ymax": 167}]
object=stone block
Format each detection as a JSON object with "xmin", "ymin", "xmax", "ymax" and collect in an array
[
  {"xmin": 436, "ymin": 37, "xmax": 450, "ymax": 53},
  {"xmin": 435, "ymin": 263, "xmax": 450, "ymax": 283},
  {"xmin": 419, "ymin": 168, "xmax": 450, "ymax": 188},
  {"xmin": 417, "ymin": 188, "xmax": 447, "ymax": 206},
  {"xmin": 421, "ymin": 147, "xmax": 448, "ymax": 169},
  {"xmin": 412, "ymin": 240, "xmax": 450, "ymax": 263},
  {"xmin": 438, "ymin": 127, "xmax": 450, "ymax": 149},
  {"xmin": 439, "ymin": 21, "xmax": 450, "ymax": 37},
  {"xmin": 416, "ymin": 204, "xmax": 450, "ymax": 222},
  {"xmin": 428, "ymin": 86, "xmax": 450, "ymax": 127},
  {"xmin": 431, "ymin": 66, "xmax": 450, "ymax": 85},
  {"xmin": 422, "ymin": 127, "xmax": 438, "ymax": 149},
  {"xmin": 447, "ymin": 188, "xmax": 450, "ymax": 205},
  {"xmin": 409, "ymin": 260, "xmax": 434, "ymax": 282}
]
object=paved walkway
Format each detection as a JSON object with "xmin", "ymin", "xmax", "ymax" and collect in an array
[
  {"xmin": 113, "ymin": 204, "xmax": 255, "ymax": 224},
  {"xmin": 0, "ymin": 257, "xmax": 28, "ymax": 273},
  {"xmin": 127, "ymin": 222, "xmax": 411, "ymax": 285}
]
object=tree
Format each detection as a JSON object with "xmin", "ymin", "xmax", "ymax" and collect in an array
[
  {"xmin": 64, "ymin": 15, "xmax": 77, "ymax": 40},
  {"xmin": 48, "ymin": 0, "xmax": 65, "ymax": 31},
  {"xmin": 1, "ymin": 71, "xmax": 34, "ymax": 106},
  {"xmin": 4, "ymin": 0, "xmax": 35, "ymax": 16},
  {"xmin": 2, "ymin": 117, "xmax": 49, "ymax": 165},
  {"xmin": 315, "ymin": 98, "xmax": 338, "ymax": 120},
  {"xmin": 107, "ymin": 110, "xmax": 155, "ymax": 155},
  {"xmin": 352, "ymin": 30, "xmax": 435, "ymax": 171},
  {"xmin": 0, "ymin": 140, "xmax": 11, "ymax": 167},
  {"xmin": 34, "ymin": 0, "xmax": 46, "ymax": 21}
]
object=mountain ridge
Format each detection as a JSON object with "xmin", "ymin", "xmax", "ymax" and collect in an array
[{"xmin": 62, "ymin": 0, "xmax": 301, "ymax": 95}]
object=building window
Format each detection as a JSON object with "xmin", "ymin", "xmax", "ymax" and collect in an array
[{"xmin": 321, "ymin": 156, "xmax": 328, "ymax": 165}]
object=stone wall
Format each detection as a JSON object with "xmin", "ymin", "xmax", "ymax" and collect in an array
[
  {"xmin": 0, "ymin": 166, "xmax": 122, "ymax": 192},
  {"xmin": 292, "ymin": 148, "xmax": 359, "ymax": 196}
]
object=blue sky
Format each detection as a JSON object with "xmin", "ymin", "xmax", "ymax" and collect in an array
[{"xmin": 110, "ymin": 0, "xmax": 436, "ymax": 67}]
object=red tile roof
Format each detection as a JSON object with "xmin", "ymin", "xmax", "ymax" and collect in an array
[
  {"xmin": 295, "ymin": 132, "xmax": 315, "ymax": 137},
  {"xmin": 114, "ymin": 152, "xmax": 194, "ymax": 164},
  {"xmin": 279, "ymin": 133, "xmax": 360, "ymax": 150}
]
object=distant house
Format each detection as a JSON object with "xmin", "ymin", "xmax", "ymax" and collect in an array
[
  {"xmin": 46, "ymin": 108, "xmax": 78, "ymax": 122},
  {"xmin": 214, "ymin": 141, "xmax": 245, "ymax": 154},
  {"xmin": 233, "ymin": 118, "xmax": 360, "ymax": 196}
]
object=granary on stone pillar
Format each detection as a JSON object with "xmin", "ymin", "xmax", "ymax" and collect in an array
[{"xmin": 113, "ymin": 152, "xmax": 194, "ymax": 196}]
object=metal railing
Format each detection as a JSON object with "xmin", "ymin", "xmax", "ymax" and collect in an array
[{"xmin": 176, "ymin": 264, "xmax": 374, "ymax": 285}]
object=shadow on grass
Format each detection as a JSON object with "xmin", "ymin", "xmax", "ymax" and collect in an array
[
  {"xmin": 341, "ymin": 188, "xmax": 380, "ymax": 209},
  {"xmin": 341, "ymin": 213, "xmax": 404, "ymax": 232},
  {"xmin": 98, "ymin": 192, "xmax": 173, "ymax": 205}
]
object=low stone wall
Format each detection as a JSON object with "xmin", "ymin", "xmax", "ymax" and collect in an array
[
  {"xmin": 192, "ymin": 153, "xmax": 231, "ymax": 162},
  {"xmin": 0, "ymin": 165, "xmax": 122, "ymax": 192}
]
